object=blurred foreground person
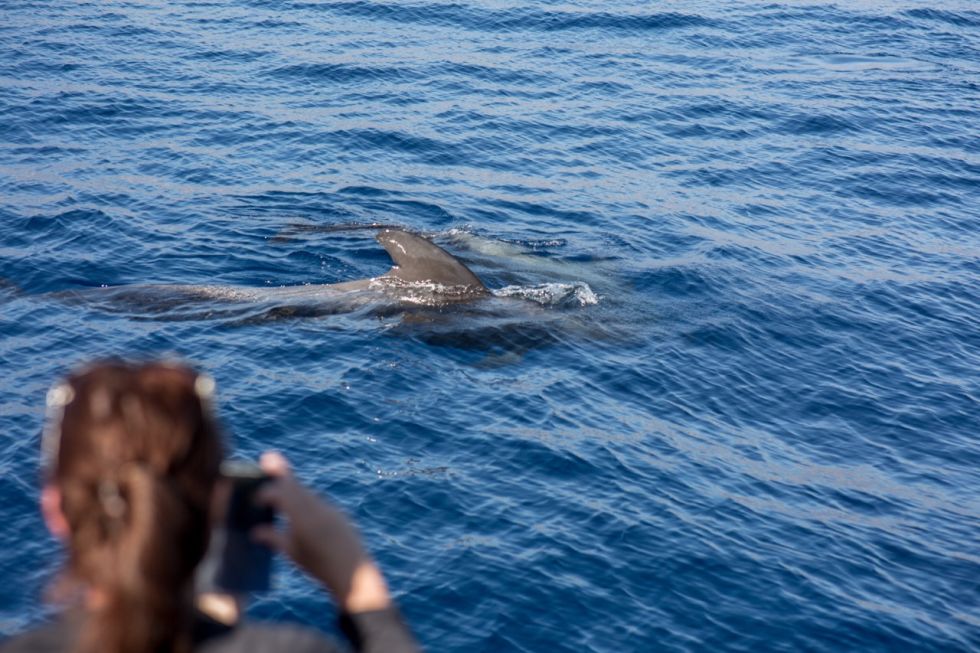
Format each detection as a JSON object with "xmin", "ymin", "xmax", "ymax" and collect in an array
[{"xmin": 2, "ymin": 361, "xmax": 419, "ymax": 653}]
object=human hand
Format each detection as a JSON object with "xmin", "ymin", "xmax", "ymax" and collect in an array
[{"xmin": 251, "ymin": 451, "xmax": 391, "ymax": 613}]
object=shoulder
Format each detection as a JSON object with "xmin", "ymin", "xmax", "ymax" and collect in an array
[
  {"xmin": 0, "ymin": 616, "xmax": 343, "ymax": 653},
  {"xmin": 197, "ymin": 621, "xmax": 343, "ymax": 653},
  {"xmin": 0, "ymin": 617, "xmax": 76, "ymax": 653}
]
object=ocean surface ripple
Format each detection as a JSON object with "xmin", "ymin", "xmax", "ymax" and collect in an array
[{"xmin": 1, "ymin": 1, "xmax": 978, "ymax": 651}]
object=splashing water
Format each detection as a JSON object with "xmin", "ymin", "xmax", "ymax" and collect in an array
[{"xmin": 493, "ymin": 282, "xmax": 599, "ymax": 307}]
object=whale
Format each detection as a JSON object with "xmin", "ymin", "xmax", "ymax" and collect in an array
[
  {"xmin": 64, "ymin": 229, "xmax": 493, "ymax": 316},
  {"xmin": 34, "ymin": 226, "xmax": 607, "ymax": 357}
]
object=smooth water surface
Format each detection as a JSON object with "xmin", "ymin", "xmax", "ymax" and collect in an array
[{"xmin": 1, "ymin": 1, "xmax": 978, "ymax": 651}]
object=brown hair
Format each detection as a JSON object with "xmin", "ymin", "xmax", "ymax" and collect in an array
[{"xmin": 48, "ymin": 361, "xmax": 223, "ymax": 653}]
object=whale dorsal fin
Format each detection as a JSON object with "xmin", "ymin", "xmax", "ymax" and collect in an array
[{"xmin": 376, "ymin": 229, "xmax": 488, "ymax": 293}]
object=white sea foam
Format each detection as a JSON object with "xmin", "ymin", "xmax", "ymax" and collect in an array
[{"xmin": 492, "ymin": 282, "xmax": 599, "ymax": 307}]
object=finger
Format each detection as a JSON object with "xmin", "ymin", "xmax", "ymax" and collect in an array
[
  {"xmin": 260, "ymin": 451, "xmax": 291, "ymax": 478},
  {"xmin": 255, "ymin": 479, "xmax": 285, "ymax": 508},
  {"xmin": 251, "ymin": 524, "xmax": 287, "ymax": 551}
]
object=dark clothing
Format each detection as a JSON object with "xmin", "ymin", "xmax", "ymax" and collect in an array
[{"xmin": 1, "ymin": 606, "xmax": 418, "ymax": 653}]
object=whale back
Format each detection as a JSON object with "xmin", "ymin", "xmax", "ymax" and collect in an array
[{"xmin": 377, "ymin": 229, "xmax": 488, "ymax": 295}]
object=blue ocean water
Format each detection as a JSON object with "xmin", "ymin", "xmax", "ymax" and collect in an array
[{"xmin": 1, "ymin": 0, "xmax": 978, "ymax": 650}]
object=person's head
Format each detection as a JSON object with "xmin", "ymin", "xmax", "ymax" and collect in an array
[{"xmin": 41, "ymin": 360, "xmax": 224, "ymax": 653}]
